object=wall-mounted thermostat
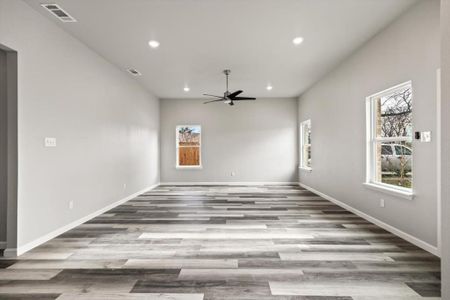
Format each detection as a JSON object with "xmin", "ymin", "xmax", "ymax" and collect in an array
[
  {"xmin": 420, "ymin": 131, "xmax": 432, "ymax": 143},
  {"xmin": 44, "ymin": 137, "xmax": 57, "ymax": 147}
]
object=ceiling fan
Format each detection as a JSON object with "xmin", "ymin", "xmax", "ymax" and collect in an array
[{"xmin": 203, "ymin": 70, "xmax": 256, "ymax": 106}]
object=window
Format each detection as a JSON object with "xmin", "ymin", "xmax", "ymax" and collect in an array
[
  {"xmin": 366, "ymin": 82, "xmax": 413, "ymax": 195},
  {"xmin": 300, "ymin": 120, "xmax": 312, "ymax": 170},
  {"xmin": 176, "ymin": 125, "xmax": 201, "ymax": 168}
]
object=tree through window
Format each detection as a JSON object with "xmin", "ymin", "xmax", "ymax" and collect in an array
[{"xmin": 367, "ymin": 82, "xmax": 413, "ymax": 190}]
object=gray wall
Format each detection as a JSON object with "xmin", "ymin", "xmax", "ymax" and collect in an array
[
  {"xmin": 160, "ymin": 98, "xmax": 298, "ymax": 183},
  {"xmin": 297, "ymin": 0, "xmax": 440, "ymax": 247},
  {"xmin": 0, "ymin": 46, "xmax": 19, "ymax": 252},
  {"xmin": 441, "ymin": 0, "xmax": 450, "ymax": 296},
  {"xmin": 5, "ymin": 49, "xmax": 18, "ymax": 252},
  {"xmin": 0, "ymin": 49, "xmax": 6, "ymax": 245},
  {"xmin": 0, "ymin": 0, "xmax": 160, "ymax": 249}
]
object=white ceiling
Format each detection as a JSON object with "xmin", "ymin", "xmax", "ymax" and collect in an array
[{"xmin": 24, "ymin": 0, "xmax": 418, "ymax": 99}]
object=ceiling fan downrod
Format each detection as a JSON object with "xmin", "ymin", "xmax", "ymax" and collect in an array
[{"xmin": 224, "ymin": 69, "xmax": 230, "ymax": 96}]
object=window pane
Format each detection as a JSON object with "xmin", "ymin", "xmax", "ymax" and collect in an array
[
  {"xmin": 177, "ymin": 125, "xmax": 201, "ymax": 167},
  {"xmin": 300, "ymin": 120, "xmax": 311, "ymax": 168},
  {"xmin": 395, "ymin": 145, "xmax": 411, "ymax": 156},
  {"xmin": 403, "ymin": 147, "xmax": 412, "ymax": 155},
  {"xmin": 177, "ymin": 126, "xmax": 201, "ymax": 147},
  {"xmin": 381, "ymin": 145, "xmax": 393, "ymax": 155},
  {"xmin": 376, "ymin": 141, "xmax": 412, "ymax": 189},
  {"xmin": 178, "ymin": 147, "xmax": 200, "ymax": 166},
  {"xmin": 303, "ymin": 145, "xmax": 311, "ymax": 168},
  {"xmin": 376, "ymin": 86, "xmax": 412, "ymax": 138}
]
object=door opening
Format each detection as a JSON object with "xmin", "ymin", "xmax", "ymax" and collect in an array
[{"xmin": 0, "ymin": 44, "xmax": 18, "ymax": 257}]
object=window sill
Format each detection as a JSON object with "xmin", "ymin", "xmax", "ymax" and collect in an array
[
  {"xmin": 176, "ymin": 166, "xmax": 203, "ymax": 170},
  {"xmin": 299, "ymin": 167, "xmax": 312, "ymax": 172},
  {"xmin": 363, "ymin": 182, "xmax": 414, "ymax": 200}
]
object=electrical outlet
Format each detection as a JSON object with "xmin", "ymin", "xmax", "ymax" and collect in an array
[
  {"xmin": 123, "ymin": 183, "xmax": 127, "ymax": 190},
  {"xmin": 69, "ymin": 200, "xmax": 74, "ymax": 210},
  {"xmin": 231, "ymin": 171, "xmax": 236, "ymax": 177},
  {"xmin": 44, "ymin": 137, "xmax": 57, "ymax": 147},
  {"xmin": 380, "ymin": 199, "xmax": 385, "ymax": 208}
]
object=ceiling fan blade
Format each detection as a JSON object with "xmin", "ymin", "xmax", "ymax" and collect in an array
[
  {"xmin": 232, "ymin": 97, "xmax": 256, "ymax": 100},
  {"xmin": 227, "ymin": 90, "xmax": 243, "ymax": 99},
  {"xmin": 203, "ymin": 94, "xmax": 223, "ymax": 98},
  {"xmin": 203, "ymin": 98, "xmax": 225, "ymax": 104}
]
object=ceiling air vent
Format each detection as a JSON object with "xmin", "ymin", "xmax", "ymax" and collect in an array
[
  {"xmin": 41, "ymin": 4, "xmax": 77, "ymax": 23},
  {"xmin": 127, "ymin": 69, "xmax": 142, "ymax": 76}
]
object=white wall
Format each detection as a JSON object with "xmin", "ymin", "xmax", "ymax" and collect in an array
[
  {"xmin": 160, "ymin": 98, "xmax": 298, "ymax": 183},
  {"xmin": 441, "ymin": 0, "xmax": 450, "ymax": 296},
  {"xmin": 298, "ymin": 0, "xmax": 440, "ymax": 249},
  {"xmin": 0, "ymin": 0, "xmax": 160, "ymax": 251}
]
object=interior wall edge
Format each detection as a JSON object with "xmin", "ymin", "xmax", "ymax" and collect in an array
[
  {"xmin": 440, "ymin": 0, "xmax": 450, "ymax": 297},
  {"xmin": 5, "ymin": 50, "xmax": 18, "ymax": 251}
]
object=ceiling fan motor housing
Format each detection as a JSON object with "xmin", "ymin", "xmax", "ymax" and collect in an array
[{"xmin": 202, "ymin": 69, "xmax": 256, "ymax": 104}]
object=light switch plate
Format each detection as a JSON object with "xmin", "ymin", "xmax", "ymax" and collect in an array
[
  {"xmin": 420, "ymin": 131, "xmax": 431, "ymax": 143},
  {"xmin": 45, "ymin": 137, "xmax": 57, "ymax": 147}
]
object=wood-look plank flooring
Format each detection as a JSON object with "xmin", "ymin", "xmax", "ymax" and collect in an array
[{"xmin": 0, "ymin": 185, "xmax": 441, "ymax": 299}]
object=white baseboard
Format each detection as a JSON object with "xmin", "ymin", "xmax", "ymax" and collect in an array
[
  {"xmin": 299, "ymin": 182, "xmax": 440, "ymax": 257},
  {"xmin": 16, "ymin": 183, "xmax": 160, "ymax": 256},
  {"xmin": 3, "ymin": 248, "xmax": 17, "ymax": 257},
  {"xmin": 160, "ymin": 182, "xmax": 299, "ymax": 186}
]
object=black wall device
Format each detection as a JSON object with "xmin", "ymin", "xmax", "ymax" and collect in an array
[{"xmin": 415, "ymin": 131, "xmax": 421, "ymax": 140}]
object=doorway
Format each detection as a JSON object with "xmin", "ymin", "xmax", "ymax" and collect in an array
[
  {"xmin": 0, "ymin": 48, "xmax": 7, "ymax": 251},
  {"xmin": 0, "ymin": 44, "xmax": 18, "ymax": 256}
]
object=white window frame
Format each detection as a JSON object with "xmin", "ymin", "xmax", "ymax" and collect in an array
[
  {"xmin": 176, "ymin": 125, "xmax": 202, "ymax": 169},
  {"xmin": 364, "ymin": 81, "xmax": 414, "ymax": 199},
  {"xmin": 299, "ymin": 119, "xmax": 312, "ymax": 171}
]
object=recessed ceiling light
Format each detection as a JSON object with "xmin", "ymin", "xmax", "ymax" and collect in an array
[
  {"xmin": 266, "ymin": 85, "xmax": 273, "ymax": 91},
  {"xmin": 184, "ymin": 86, "xmax": 190, "ymax": 92},
  {"xmin": 292, "ymin": 37, "xmax": 304, "ymax": 45},
  {"xmin": 148, "ymin": 40, "xmax": 160, "ymax": 49}
]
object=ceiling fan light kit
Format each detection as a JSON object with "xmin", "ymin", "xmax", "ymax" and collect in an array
[{"xmin": 203, "ymin": 70, "xmax": 256, "ymax": 106}]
